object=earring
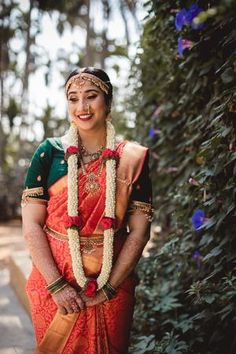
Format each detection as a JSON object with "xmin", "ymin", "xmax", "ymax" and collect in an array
[{"xmin": 106, "ymin": 113, "xmax": 112, "ymax": 121}]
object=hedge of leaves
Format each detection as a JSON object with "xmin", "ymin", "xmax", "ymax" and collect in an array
[{"xmin": 129, "ymin": 1, "xmax": 236, "ymax": 353}]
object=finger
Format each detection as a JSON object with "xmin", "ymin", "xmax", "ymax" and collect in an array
[
  {"xmin": 65, "ymin": 305, "xmax": 74, "ymax": 314},
  {"xmin": 75, "ymin": 296, "xmax": 85, "ymax": 310},
  {"xmin": 58, "ymin": 306, "xmax": 67, "ymax": 315},
  {"xmin": 71, "ymin": 302, "xmax": 80, "ymax": 313}
]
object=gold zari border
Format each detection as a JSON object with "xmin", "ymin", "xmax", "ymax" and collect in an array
[
  {"xmin": 44, "ymin": 225, "xmax": 104, "ymax": 245},
  {"xmin": 21, "ymin": 187, "xmax": 47, "ymax": 207},
  {"xmin": 128, "ymin": 200, "xmax": 154, "ymax": 222}
]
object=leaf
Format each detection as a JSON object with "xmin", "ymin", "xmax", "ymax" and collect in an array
[{"xmin": 203, "ymin": 247, "xmax": 222, "ymax": 261}]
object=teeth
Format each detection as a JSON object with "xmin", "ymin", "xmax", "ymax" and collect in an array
[{"xmin": 79, "ymin": 114, "xmax": 92, "ymax": 119}]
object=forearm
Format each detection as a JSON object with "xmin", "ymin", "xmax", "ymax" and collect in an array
[
  {"xmin": 23, "ymin": 222, "xmax": 61, "ymax": 284},
  {"xmin": 108, "ymin": 229, "xmax": 150, "ymax": 288}
]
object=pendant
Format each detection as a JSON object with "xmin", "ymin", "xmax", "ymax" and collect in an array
[
  {"xmin": 85, "ymin": 172, "xmax": 100, "ymax": 194},
  {"xmin": 83, "ymin": 240, "xmax": 96, "ymax": 254}
]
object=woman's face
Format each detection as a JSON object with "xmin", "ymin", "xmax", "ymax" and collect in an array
[{"xmin": 67, "ymin": 80, "xmax": 108, "ymax": 132}]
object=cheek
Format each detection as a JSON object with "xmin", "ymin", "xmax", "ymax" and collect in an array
[
  {"xmin": 94, "ymin": 97, "xmax": 107, "ymax": 114},
  {"xmin": 68, "ymin": 104, "xmax": 76, "ymax": 116}
]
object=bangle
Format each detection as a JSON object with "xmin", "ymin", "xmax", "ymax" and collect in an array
[
  {"xmin": 102, "ymin": 281, "xmax": 117, "ymax": 301},
  {"xmin": 46, "ymin": 276, "xmax": 68, "ymax": 294},
  {"xmin": 101, "ymin": 288, "xmax": 109, "ymax": 300},
  {"xmin": 106, "ymin": 281, "xmax": 117, "ymax": 296},
  {"xmin": 52, "ymin": 283, "xmax": 68, "ymax": 294}
]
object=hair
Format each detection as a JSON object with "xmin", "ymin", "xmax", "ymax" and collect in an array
[{"xmin": 65, "ymin": 67, "xmax": 113, "ymax": 112}]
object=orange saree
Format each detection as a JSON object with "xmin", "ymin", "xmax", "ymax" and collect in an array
[{"xmin": 25, "ymin": 141, "xmax": 148, "ymax": 354}]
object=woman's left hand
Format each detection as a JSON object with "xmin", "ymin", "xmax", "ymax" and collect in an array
[{"xmin": 80, "ymin": 290, "xmax": 107, "ymax": 307}]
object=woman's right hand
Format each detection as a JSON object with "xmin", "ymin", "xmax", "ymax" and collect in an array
[{"xmin": 52, "ymin": 284, "xmax": 85, "ymax": 315}]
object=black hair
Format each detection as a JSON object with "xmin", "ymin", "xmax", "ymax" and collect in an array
[{"xmin": 65, "ymin": 67, "xmax": 113, "ymax": 112}]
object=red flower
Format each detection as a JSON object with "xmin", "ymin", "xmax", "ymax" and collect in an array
[
  {"xmin": 64, "ymin": 146, "xmax": 80, "ymax": 160},
  {"xmin": 84, "ymin": 278, "xmax": 98, "ymax": 297},
  {"xmin": 100, "ymin": 216, "xmax": 116, "ymax": 230},
  {"xmin": 64, "ymin": 215, "xmax": 83, "ymax": 229},
  {"xmin": 102, "ymin": 149, "xmax": 119, "ymax": 162},
  {"xmin": 67, "ymin": 146, "xmax": 79, "ymax": 154}
]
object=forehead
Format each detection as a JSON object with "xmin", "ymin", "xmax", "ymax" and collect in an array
[{"xmin": 67, "ymin": 80, "xmax": 102, "ymax": 95}]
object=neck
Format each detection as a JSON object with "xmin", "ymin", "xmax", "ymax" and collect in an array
[{"xmin": 78, "ymin": 125, "xmax": 106, "ymax": 152}]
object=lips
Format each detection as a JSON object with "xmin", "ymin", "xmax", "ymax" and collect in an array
[{"xmin": 77, "ymin": 114, "xmax": 93, "ymax": 121}]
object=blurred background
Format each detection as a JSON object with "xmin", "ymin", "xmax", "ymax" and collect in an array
[
  {"xmin": 0, "ymin": 0, "xmax": 144, "ymax": 219},
  {"xmin": 1, "ymin": 0, "xmax": 236, "ymax": 353}
]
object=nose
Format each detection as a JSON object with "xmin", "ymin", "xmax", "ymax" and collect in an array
[{"xmin": 75, "ymin": 99, "xmax": 88, "ymax": 114}]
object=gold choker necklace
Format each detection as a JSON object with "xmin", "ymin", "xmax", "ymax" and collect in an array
[{"xmin": 80, "ymin": 144, "xmax": 104, "ymax": 162}]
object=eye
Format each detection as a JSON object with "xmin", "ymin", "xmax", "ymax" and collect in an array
[
  {"xmin": 68, "ymin": 97, "xmax": 78, "ymax": 102},
  {"xmin": 87, "ymin": 95, "xmax": 97, "ymax": 100}
]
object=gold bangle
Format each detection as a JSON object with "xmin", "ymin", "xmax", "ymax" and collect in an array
[
  {"xmin": 101, "ymin": 288, "xmax": 109, "ymax": 300},
  {"xmin": 102, "ymin": 284, "xmax": 116, "ymax": 300},
  {"xmin": 52, "ymin": 283, "xmax": 68, "ymax": 295},
  {"xmin": 46, "ymin": 276, "xmax": 64, "ymax": 289},
  {"xmin": 106, "ymin": 281, "xmax": 117, "ymax": 295},
  {"xmin": 47, "ymin": 276, "xmax": 67, "ymax": 294}
]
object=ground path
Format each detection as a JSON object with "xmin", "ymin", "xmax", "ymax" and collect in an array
[{"xmin": 0, "ymin": 220, "xmax": 35, "ymax": 354}]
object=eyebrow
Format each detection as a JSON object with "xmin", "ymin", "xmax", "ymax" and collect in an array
[{"xmin": 68, "ymin": 89, "xmax": 99, "ymax": 95}]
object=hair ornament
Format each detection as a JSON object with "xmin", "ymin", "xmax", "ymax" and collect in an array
[{"xmin": 65, "ymin": 72, "xmax": 109, "ymax": 96}]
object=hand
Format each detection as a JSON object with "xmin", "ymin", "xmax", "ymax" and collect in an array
[
  {"xmin": 80, "ymin": 290, "xmax": 107, "ymax": 307},
  {"xmin": 52, "ymin": 284, "xmax": 85, "ymax": 315}
]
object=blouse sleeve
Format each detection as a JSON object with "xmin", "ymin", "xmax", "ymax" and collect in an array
[
  {"xmin": 127, "ymin": 151, "xmax": 154, "ymax": 222},
  {"xmin": 21, "ymin": 139, "xmax": 52, "ymax": 207}
]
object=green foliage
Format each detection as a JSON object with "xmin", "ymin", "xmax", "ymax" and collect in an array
[{"xmin": 129, "ymin": 0, "xmax": 236, "ymax": 353}]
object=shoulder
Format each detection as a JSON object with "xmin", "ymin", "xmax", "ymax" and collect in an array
[
  {"xmin": 39, "ymin": 137, "xmax": 62, "ymax": 150},
  {"xmin": 123, "ymin": 140, "xmax": 148, "ymax": 160},
  {"xmin": 33, "ymin": 137, "xmax": 62, "ymax": 156}
]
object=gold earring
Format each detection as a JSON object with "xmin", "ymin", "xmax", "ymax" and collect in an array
[{"xmin": 106, "ymin": 113, "xmax": 112, "ymax": 121}]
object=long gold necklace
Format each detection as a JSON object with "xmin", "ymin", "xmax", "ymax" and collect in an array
[{"xmin": 79, "ymin": 155, "xmax": 104, "ymax": 194}]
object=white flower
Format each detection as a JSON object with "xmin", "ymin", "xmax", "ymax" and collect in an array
[{"xmin": 67, "ymin": 121, "xmax": 116, "ymax": 290}]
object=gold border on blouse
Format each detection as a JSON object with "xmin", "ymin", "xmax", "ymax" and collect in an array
[
  {"xmin": 128, "ymin": 200, "xmax": 154, "ymax": 222},
  {"xmin": 21, "ymin": 187, "xmax": 47, "ymax": 207}
]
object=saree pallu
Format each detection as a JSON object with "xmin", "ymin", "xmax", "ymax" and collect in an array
[{"xmin": 26, "ymin": 141, "xmax": 147, "ymax": 354}]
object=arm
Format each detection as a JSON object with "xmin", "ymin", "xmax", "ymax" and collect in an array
[
  {"xmin": 106, "ymin": 213, "xmax": 151, "ymax": 287},
  {"xmin": 22, "ymin": 203, "xmax": 85, "ymax": 313}
]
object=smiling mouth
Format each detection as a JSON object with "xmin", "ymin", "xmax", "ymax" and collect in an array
[{"xmin": 77, "ymin": 114, "xmax": 93, "ymax": 121}]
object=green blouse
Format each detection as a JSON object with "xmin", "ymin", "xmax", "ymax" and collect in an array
[
  {"xmin": 22, "ymin": 138, "xmax": 153, "ymax": 220},
  {"xmin": 22, "ymin": 138, "xmax": 67, "ymax": 203}
]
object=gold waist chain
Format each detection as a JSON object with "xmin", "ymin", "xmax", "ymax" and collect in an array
[{"xmin": 44, "ymin": 225, "xmax": 104, "ymax": 254}]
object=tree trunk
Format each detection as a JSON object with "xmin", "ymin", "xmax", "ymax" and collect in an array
[
  {"xmin": 84, "ymin": 0, "xmax": 93, "ymax": 67},
  {"xmin": 22, "ymin": 0, "xmax": 33, "ymax": 114}
]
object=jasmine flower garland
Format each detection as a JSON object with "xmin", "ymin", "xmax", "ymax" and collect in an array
[{"xmin": 67, "ymin": 121, "xmax": 116, "ymax": 291}]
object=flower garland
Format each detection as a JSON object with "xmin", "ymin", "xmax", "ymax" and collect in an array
[{"xmin": 66, "ymin": 121, "xmax": 117, "ymax": 293}]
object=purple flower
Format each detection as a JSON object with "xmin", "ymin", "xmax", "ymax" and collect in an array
[
  {"xmin": 188, "ymin": 4, "xmax": 204, "ymax": 30},
  {"xmin": 178, "ymin": 37, "xmax": 193, "ymax": 56},
  {"xmin": 192, "ymin": 250, "xmax": 202, "ymax": 268},
  {"xmin": 186, "ymin": 4, "xmax": 203, "ymax": 23},
  {"xmin": 175, "ymin": 8, "xmax": 189, "ymax": 31},
  {"xmin": 149, "ymin": 127, "xmax": 156, "ymax": 138},
  {"xmin": 192, "ymin": 250, "xmax": 201, "ymax": 259},
  {"xmin": 175, "ymin": 4, "xmax": 204, "ymax": 31},
  {"xmin": 192, "ymin": 209, "xmax": 205, "ymax": 230}
]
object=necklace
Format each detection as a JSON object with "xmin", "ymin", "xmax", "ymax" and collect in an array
[
  {"xmin": 79, "ymin": 155, "xmax": 104, "ymax": 194},
  {"xmin": 66, "ymin": 121, "xmax": 117, "ymax": 290},
  {"xmin": 80, "ymin": 144, "xmax": 104, "ymax": 162}
]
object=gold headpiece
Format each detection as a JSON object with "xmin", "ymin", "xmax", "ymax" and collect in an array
[{"xmin": 65, "ymin": 72, "xmax": 109, "ymax": 96}]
